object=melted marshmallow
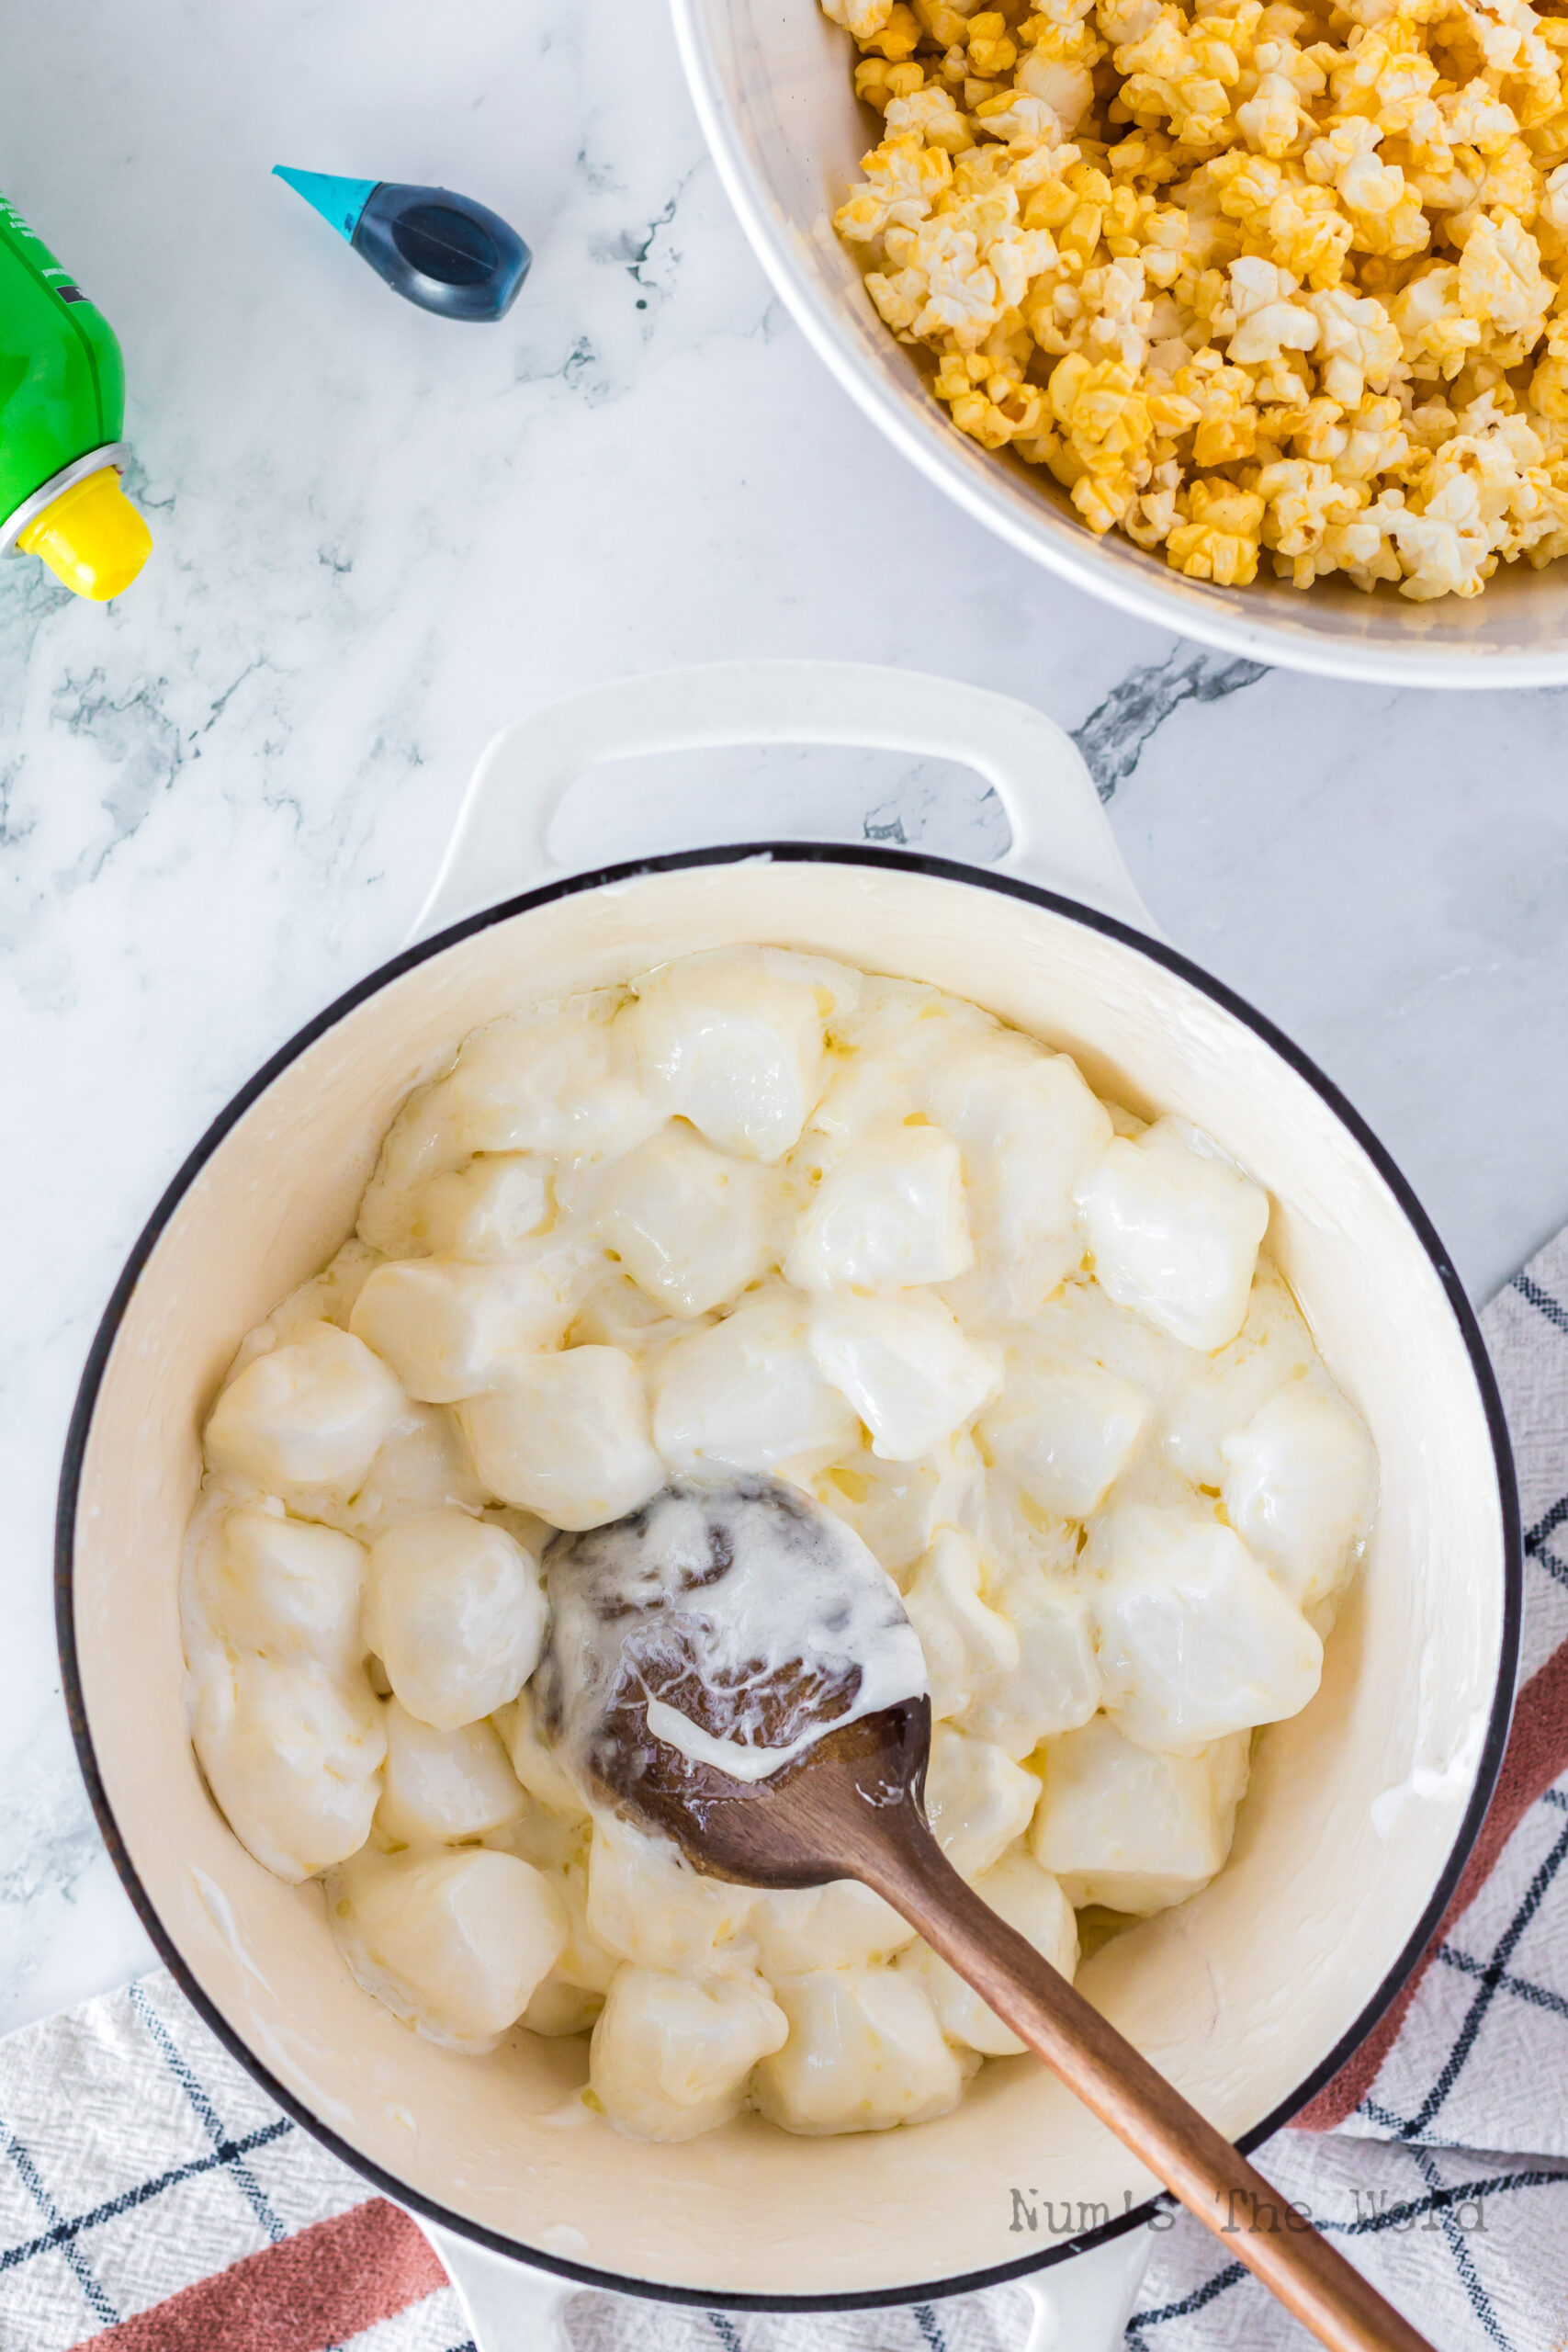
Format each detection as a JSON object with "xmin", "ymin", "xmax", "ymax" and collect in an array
[{"xmin": 541, "ymin": 1480, "xmax": 929, "ymax": 1795}]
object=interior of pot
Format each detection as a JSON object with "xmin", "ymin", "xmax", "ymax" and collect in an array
[
  {"xmin": 681, "ymin": 0, "xmax": 1568, "ymax": 679},
  {"xmin": 67, "ymin": 855, "xmax": 1509, "ymax": 2301}
]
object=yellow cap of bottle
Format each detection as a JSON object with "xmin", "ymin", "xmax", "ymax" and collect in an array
[{"xmin": 17, "ymin": 465, "xmax": 152, "ymax": 600}]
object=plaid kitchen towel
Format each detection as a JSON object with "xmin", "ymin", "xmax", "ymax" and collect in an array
[{"xmin": 6, "ymin": 1232, "xmax": 1568, "ymax": 2352}]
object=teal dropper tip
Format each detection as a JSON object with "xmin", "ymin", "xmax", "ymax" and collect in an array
[{"xmin": 272, "ymin": 165, "xmax": 382, "ymax": 244}]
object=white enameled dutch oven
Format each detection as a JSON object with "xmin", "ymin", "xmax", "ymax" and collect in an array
[
  {"xmin": 671, "ymin": 0, "xmax": 1568, "ymax": 687},
  {"xmin": 59, "ymin": 662, "xmax": 1519, "ymax": 2352}
]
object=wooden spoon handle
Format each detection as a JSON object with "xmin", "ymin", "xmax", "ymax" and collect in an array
[{"xmin": 858, "ymin": 1822, "xmax": 1436, "ymax": 2352}]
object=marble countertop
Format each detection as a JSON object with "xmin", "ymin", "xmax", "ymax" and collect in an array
[{"xmin": 3, "ymin": 0, "xmax": 1565, "ymax": 2040}]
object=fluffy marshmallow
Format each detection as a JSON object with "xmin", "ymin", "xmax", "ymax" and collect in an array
[
  {"xmin": 1159, "ymin": 1260, "xmax": 1316, "ymax": 1486},
  {"xmin": 1030, "ymin": 1714, "xmax": 1251, "ymax": 1915},
  {"xmin": 350, "ymin": 1249, "xmax": 589, "ymax": 1403},
  {"xmin": 752, "ymin": 1968, "xmax": 964, "ymax": 2135},
  {"xmin": 1089, "ymin": 1505, "xmax": 1323, "ymax": 1753},
  {"xmin": 204, "ymin": 1323, "xmax": 405, "ymax": 1491},
  {"xmin": 813, "ymin": 1438, "xmax": 980, "ymax": 1575},
  {"xmin": 750, "ymin": 1878, "xmax": 918, "ymax": 1974},
  {"xmin": 590, "ymin": 1966, "xmax": 787, "ymax": 2141},
  {"xmin": 980, "ymin": 1350, "xmax": 1149, "ymax": 1519},
  {"xmin": 413, "ymin": 1156, "xmax": 555, "ymax": 1261},
  {"xmin": 1085, "ymin": 1118, "xmax": 1269, "ymax": 1351},
  {"xmin": 903, "ymin": 1531, "xmax": 1020, "ymax": 1723},
  {"xmin": 363, "ymin": 1510, "xmax": 546, "ymax": 1731},
  {"xmin": 623, "ymin": 949, "xmax": 847, "ymax": 1161},
  {"xmin": 357, "ymin": 999, "xmax": 654, "ymax": 1253},
  {"xmin": 959, "ymin": 1557, "xmax": 1102, "ymax": 1758},
  {"xmin": 375, "ymin": 1699, "xmax": 525, "ymax": 1845},
  {"xmin": 493, "ymin": 1685, "xmax": 590, "ymax": 1819},
  {"xmin": 329, "ymin": 1845, "xmax": 566, "ymax": 2052},
  {"xmin": 653, "ymin": 1290, "xmax": 860, "ymax": 1476},
  {"xmin": 786, "ymin": 1123, "xmax": 971, "ymax": 1292},
  {"xmin": 924, "ymin": 1724, "xmax": 1041, "ymax": 1880},
  {"xmin": 598, "ymin": 1122, "xmax": 772, "ymax": 1316},
  {"xmin": 902, "ymin": 1850, "xmax": 1077, "ymax": 2054},
  {"xmin": 587, "ymin": 1811, "xmax": 759, "ymax": 1979},
  {"xmin": 191, "ymin": 1509, "xmax": 366, "ymax": 1679},
  {"xmin": 1221, "ymin": 1380, "xmax": 1379, "ymax": 1610},
  {"xmin": 457, "ymin": 1347, "xmax": 664, "ymax": 1529},
  {"xmin": 193, "ymin": 1654, "xmax": 384, "ymax": 1883},
  {"xmin": 323, "ymin": 1401, "xmax": 490, "ymax": 1540},
  {"xmin": 931, "ymin": 1036, "xmax": 1112, "ymax": 1309},
  {"xmin": 808, "ymin": 1293, "xmax": 999, "ymax": 1461}
]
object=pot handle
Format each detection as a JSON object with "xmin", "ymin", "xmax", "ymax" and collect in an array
[
  {"xmin": 420, "ymin": 2221, "xmax": 575, "ymax": 2352},
  {"xmin": 411, "ymin": 661, "xmax": 1156, "ymax": 943}
]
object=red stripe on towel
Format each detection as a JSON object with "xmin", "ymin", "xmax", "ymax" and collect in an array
[
  {"xmin": 1296, "ymin": 1636, "xmax": 1568, "ymax": 2131},
  {"xmin": 71, "ymin": 2197, "xmax": 448, "ymax": 2352}
]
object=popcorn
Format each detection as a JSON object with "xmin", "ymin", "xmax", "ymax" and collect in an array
[{"xmin": 823, "ymin": 0, "xmax": 1568, "ymax": 595}]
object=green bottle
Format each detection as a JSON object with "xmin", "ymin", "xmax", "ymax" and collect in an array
[{"xmin": 0, "ymin": 190, "xmax": 152, "ymax": 600}]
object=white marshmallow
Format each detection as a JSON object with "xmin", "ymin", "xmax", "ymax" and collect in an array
[
  {"xmin": 1159, "ymin": 1259, "xmax": 1315, "ymax": 1486},
  {"xmin": 191, "ymin": 1509, "xmax": 366, "ymax": 1679},
  {"xmin": 752, "ymin": 1967, "xmax": 964, "ymax": 2135},
  {"xmin": 374, "ymin": 1699, "xmax": 525, "ymax": 1845},
  {"xmin": 192, "ymin": 1654, "xmax": 384, "ymax": 1883},
  {"xmin": 930, "ymin": 1035, "xmax": 1112, "ymax": 1309},
  {"xmin": 493, "ymin": 1685, "xmax": 590, "ymax": 1820},
  {"xmin": 1089, "ymin": 1504, "xmax": 1323, "ymax": 1753},
  {"xmin": 1030, "ymin": 1714, "xmax": 1251, "ymax": 1915},
  {"xmin": 1221, "ymin": 1380, "xmax": 1379, "ymax": 1611},
  {"xmin": 356, "ymin": 1000, "xmax": 655, "ymax": 1254},
  {"xmin": 204, "ymin": 1322, "xmax": 405, "ymax": 1491},
  {"xmin": 329, "ymin": 1845, "xmax": 567, "ymax": 2052},
  {"xmin": 457, "ymin": 1347, "xmax": 664, "ymax": 1530},
  {"xmin": 623, "ymin": 949, "xmax": 845, "ymax": 1162},
  {"xmin": 924, "ymin": 1724, "xmax": 1041, "ymax": 1880},
  {"xmin": 653, "ymin": 1290, "xmax": 860, "ymax": 1476},
  {"xmin": 980, "ymin": 1350, "xmax": 1149, "ymax": 1519},
  {"xmin": 350, "ymin": 1248, "xmax": 589, "ymax": 1403},
  {"xmin": 812, "ymin": 1437, "xmax": 981, "ymax": 1575},
  {"xmin": 901, "ymin": 1850, "xmax": 1077, "ymax": 2054},
  {"xmin": 415, "ymin": 1156, "xmax": 554, "ymax": 1261},
  {"xmin": 903, "ymin": 1530, "xmax": 1020, "ymax": 1723},
  {"xmin": 364, "ymin": 1510, "xmax": 546, "ymax": 1731},
  {"xmin": 325, "ymin": 1401, "xmax": 490, "ymax": 1541},
  {"xmin": 590, "ymin": 1966, "xmax": 787, "ymax": 2141},
  {"xmin": 598, "ymin": 1122, "xmax": 772, "ymax": 1316},
  {"xmin": 952, "ymin": 1555, "xmax": 1102, "ymax": 1758},
  {"xmin": 786, "ymin": 1123, "xmax": 972, "ymax": 1292},
  {"xmin": 808, "ymin": 1293, "xmax": 999, "ymax": 1462},
  {"xmin": 750, "ymin": 1878, "xmax": 917, "ymax": 1974},
  {"xmin": 586, "ymin": 1810, "xmax": 759, "ymax": 1979},
  {"xmin": 1085, "ymin": 1118, "xmax": 1269, "ymax": 1351}
]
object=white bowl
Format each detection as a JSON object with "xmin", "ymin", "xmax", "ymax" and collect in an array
[
  {"xmin": 58, "ymin": 665, "xmax": 1519, "ymax": 2345},
  {"xmin": 671, "ymin": 0, "xmax": 1568, "ymax": 685}
]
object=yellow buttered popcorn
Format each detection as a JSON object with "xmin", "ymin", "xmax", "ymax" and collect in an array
[{"xmin": 826, "ymin": 0, "xmax": 1568, "ymax": 596}]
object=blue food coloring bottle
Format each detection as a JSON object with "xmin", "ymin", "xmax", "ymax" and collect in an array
[{"xmin": 274, "ymin": 167, "xmax": 531, "ymax": 322}]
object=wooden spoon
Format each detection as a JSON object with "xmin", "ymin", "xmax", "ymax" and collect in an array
[{"xmin": 544, "ymin": 1481, "xmax": 1436, "ymax": 2352}]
